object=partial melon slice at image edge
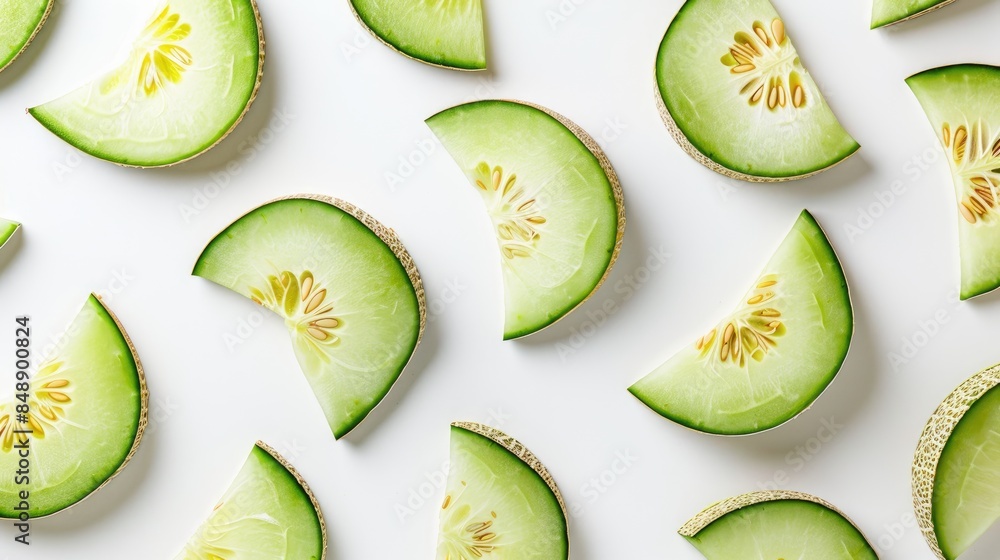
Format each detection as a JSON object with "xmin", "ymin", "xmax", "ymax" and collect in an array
[
  {"xmin": 872, "ymin": 0, "xmax": 957, "ymax": 29},
  {"xmin": 348, "ymin": 0, "xmax": 485, "ymax": 70},
  {"xmin": 0, "ymin": 218, "xmax": 20, "ymax": 251},
  {"xmin": 176, "ymin": 441, "xmax": 326, "ymax": 559},
  {"xmin": 0, "ymin": 0, "xmax": 53, "ymax": 73},
  {"xmin": 427, "ymin": 100, "xmax": 626, "ymax": 340},
  {"xmin": 655, "ymin": 0, "xmax": 859, "ymax": 181},
  {"xmin": 907, "ymin": 64, "xmax": 1000, "ymax": 300},
  {"xmin": 29, "ymin": 0, "xmax": 264, "ymax": 167},
  {"xmin": 0, "ymin": 295, "xmax": 147, "ymax": 518},
  {"xmin": 681, "ymin": 490, "xmax": 878, "ymax": 559},
  {"xmin": 629, "ymin": 210, "xmax": 853, "ymax": 435},
  {"xmin": 193, "ymin": 195, "xmax": 425, "ymax": 439},
  {"xmin": 913, "ymin": 363, "xmax": 1000, "ymax": 560},
  {"xmin": 437, "ymin": 422, "xmax": 569, "ymax": 560}
]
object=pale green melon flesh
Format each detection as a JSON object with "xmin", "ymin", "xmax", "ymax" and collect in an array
[
  {"xmin": 907, "ymin": 64, "xmax": 1000, "ymax": 300},
  {"xmin": 193, "ymin": 197, "xmax": 422, "ymax": 438},
  {"xmin": 656, "ymin": 0, "xmax": 858, "ymax": 179},
  {"xmin": 933, "ymin": 384, "xmax": 1000, "ymax": 559},
  {"xmin": 0, "ymin": 296, "xmax": 143, "ymax": 518},
  {"xmin": 29, "ymin": 0, "xmax": 262, "ymax": 167},
  {"xmin": 0, "ymin": 0, "xmax": 50, "ymax": 72},
  {"xmin": 427, "ymin": 100, "xmax": 621, "ymax": 340},
  {"xmin": 437, "ymin": 425, "xmax": 568, "ymax": 560},
  {"xmin": 176, "ymin": 444, "xmax": 324, "ymax": 559},
  {"xmin": 629, "ymin": 211, "xmax": 852, "ymax": 435},
  {"xmin": 0, "ymin": 219, "xmax": 19, "ymax": 249},
  {"xmin": 872, "ymin": 0, "xmax": 954, "ymax": 28},
  {"xmin": 685, "ymin": 499, "xmax": 878, "ymax": 559},
  {"xmin": 349, "ymin": 0, "xmax": 485, "ymax": 70}
]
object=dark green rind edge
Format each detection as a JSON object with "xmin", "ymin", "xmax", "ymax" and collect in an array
[
  {"xmin": 905, "ymin": 64, "xmax": 1000, "ymax": 301},
  {"xmin": 0, "ymin": 295, "xmax": 146, "ymax": 519},
  {"xmin": 629, "ymin": 210, "xmax": 854, "ymax": 436},
  {"xmin": 346, "ymin": 0, "xmax": 486, "ymax": 71},
  {"xmin": 27, "ymin": 0, "xmax": 264, "ymax": 168},
  {"xmin": 654, "ymin": 0, "xmax": 860, "ymax": 181},
  {"xmin": 871, "ymin": 0, "xmax": 957, "ymax": 29},
  {"xmin": 0, "ymin": 0, "xmax": 53, "ymax": 73},
  {"xmin": 252, "ymin": 442, "xmax": 327, "ymax": 559},
  {"xmin": 426, "ymin": 100, "xmax": 625, "ymax": 340},
  {"xmin": 450, "ymin": 423, "xmax": 570, "ymax": 559},
  {"xmin": 192, "ymin": 196, "xmax": 425, "ymax": 440}
]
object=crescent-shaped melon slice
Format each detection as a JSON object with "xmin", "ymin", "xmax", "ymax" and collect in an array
[
  {"xmin": 872, "ymin": 0, "xmax": 957, "ymax": 28},
  {"xmin": 0, "ymin": 0, "xmax": 52, "ymax": 73}
]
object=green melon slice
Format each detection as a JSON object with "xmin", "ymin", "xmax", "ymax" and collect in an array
[
  {"xmin": 681, "ymin": 491, "xmax": 878, "ymax": 559},
  {"xmin": 427, "ymin": 100, "xmax": 625, "ymax": 340},
  {"xmin": 907, "ymin": 64, "xmax": 1000, "ymax": 300},
  {"xmin": 29, "ymin": 0, "xmax": 264, "ymax": 167},
  {"xmin": 872, "ymin": 0, "xmax": 957, "ymax": 28},
  {"xmin": 348, "ymin": 0, "xmax": 485, "ymax": 70},
  {"xmin": 176, "ymin": 442, "xmax": 326, "ymax": 560},
  {"xmin": 193, "ymin": 195, "xmax": 425, "ymax": 439},
  {"xmin": 0, "ymin": 218, "xmax": 20, "ymax": 251},
  {"xmin": 655, "ymin": 0, "xmax": 859, "ymax": 181},
  {"xmin": 0, "ymin": 295, "xmax": 146, "ymax": 518},
  {"xmin": 0, "ymin": 0, "xmax": 52, "ymax": 73},
  {"xmin": 913, "ymin": 362, "xmax": 1000, "ymax": 559},
  {"xmin": 629, "ymin": 210, "xmax": 852, "ymax": 435},
  {"xmin": 437, "ymin": 422, "xmax": 569, "ymax": 560}
]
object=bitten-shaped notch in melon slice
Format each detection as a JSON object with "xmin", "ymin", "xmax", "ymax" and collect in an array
[
  {"xmin": 681, "ymin": 491, "xmax": 878, "ymax": 559},
  {"xmin": 655, "ymin": 0, "xmax": 859, "ymax": 181},
  {"xmin": 913, "ymin": 363, "xmax": 1000, "ymax": 559},
  {"xmin": 348, "ymin": 0, "xmax": 485, "ymax": 70},
  {"xmin": 0, "ymin": 218, "xmax": 20, "ymax": 251},
  {"xmin": 29, "ymin": 0, "xmax": 264, "ymax": 167},
  {"xmin": 629, "ymin": 211, "xmax": 852, "ymax": 435},
  {"xmin": 907, "ymin": 65, "xmax": 1000, "ymax": 300},
  {"xmin": 437, "ymin": 423, "xmax": 569, "ymax": 560},
  {"xmin": 0, "ymin": 295, "xmax": 147, "ymax": 518},
  {"xmin": 427, "ymin": 100, "xmax": 626, "ymax": 340},
  {"xmin": 0, "ymin": 0, "xmax": 52, "ymax": 73},
  {"xmin": 176, "ymin": 442, "xmax": 326, "ymax": 560},
  {"xmin": 872, "ymin": 0, "xmax": 957, "ymax": 28},
  {"xmin": 193, "ymin": 196, "xmax": 425, "ymax": 439}
]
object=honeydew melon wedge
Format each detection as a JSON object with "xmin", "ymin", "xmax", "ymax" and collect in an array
[
  {"xmin": 176, "ymin": 442, "xmax": 326, "ymax": 559},
  {"xmin": 348, "ymin": 0, "xmax": 485, "ymax": 70},
  {"xmin": 437, "ymin": 422, "xmax": 569, "ymax": 560},
  {"xmin": 0, "ymin": 295, "xmax": 147, "ymax": 518},
  {"xmin": 193, "ymin": 195, "xmax": 425, "ymax": 439},
  {"xmin": 29, "ymin": 0, "xmax": 264, "ymax": 167},
  {"xmin": 655, "ymin": 0, "xmax": 859, "ymax": 181},
  {"xmin": 913, "ymin": 362, "xmax": 1000, "ymax": 559},
  {"xmin": 872, "ymin": 0, "xmax": 957, "ymax": 28},
  {"xmin": 681, "ymin": 491, "xmax": 878, "ymax": 559},
  {"xmin": 907, "ymin": 64, "xmax": 1000, "ymax": 300},
  {"xmin": 629, "ymin": 210, "xmax": 852, "ymax": 435},
  {"xmin": 0, "ymin": 218, "xmax": 20, "ymax": 251},
  {"xmin": 0, "ymin": 0, "xmax": 52, "ymax": 73},
  {"xmin": 427, "ymin": 100, "xmax": 626, "ymax": 340}
]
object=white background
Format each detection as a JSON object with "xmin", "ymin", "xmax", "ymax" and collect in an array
[{"xmin": 2, "ymin": 0, "xmax": 1000, "ymax": 558}]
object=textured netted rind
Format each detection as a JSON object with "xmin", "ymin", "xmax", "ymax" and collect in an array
[
  {"xmin": 254, "ymin": 441, "xmax": 328, "ymax": 559},
  {"xmin": 912, "ymin": 363, "xmax": 1000, "ymax": 560},
  {"xmin": 872, "ymin": 0, "xmax": 958, "ymax": 28},
  {"xmin": 451, "ymin": 422, "xmax": 569, "ymax": 521},
  {"xmin": 678, "ymin": 489, "xmax": 876, "ymax": 552},
  {"xmin": 654, "ymin": 87, "xmax": 855, "ymax": 183},
  {"xmin": 0, "ymin": 0, "xmax": 53, "ymax": 74},
  {"xmin": 34, "ymin": 295, "xmax": 149, "ymax": 519}
]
